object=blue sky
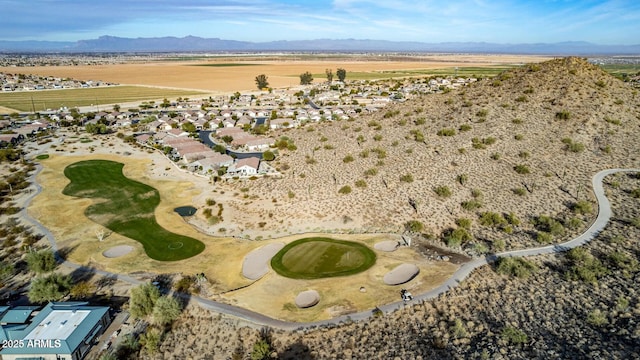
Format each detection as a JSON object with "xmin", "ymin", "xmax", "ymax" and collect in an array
[{"xmin": 2, "ymin": 0, "xmax": 639, "ymax": 44}]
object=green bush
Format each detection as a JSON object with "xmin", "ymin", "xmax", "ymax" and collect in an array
[
  {"xmin": 355, "ymin": 179, "xmax": 367, "ymax": 188},
  {"xmin": 501, "ymin": 326, "xmax": 528, "ymax": 345},
  {"xmin": 400, "ymin": 174, "xmax": 414, "ymax": 183},
  {"xmin": 461, "ymin": 200, "xmax": 482, "ymax": 211},
  {"xmin": 437, "ymin": 128, "xmax": 456, "ymax": 136},
  {"xmin": 455, "ymin": 218, "xmax": 472, "ymax": 229},
  {"xmin": 495, "ymin": 257, "xmax": 537, "ymax": 278},
  {"xmin": 572, "ymin": 200, "xmax": 593, "ymax": 214},
  {"xmin": 459, "ymin": 124, "xmax": 472, "ymax": 132},
  {"xmin": 343, "ymin": 154, "xmax": 354, "ymax": 163},
  {"xmin": 514, "ymin": 164, "xmax": 530, "ymax": 174},
  {"xmin": 338, "ymin": 185, "xmax": 352, "ymax": 194},
  {"xmin": 565, "ymin": 247, "xmax": 610, "ymax": 285},
  {"xmin": 404, "ymin": 220, "xmax": 424, "ymax": 233},
  {"xmin": 443, "ymin": 227, "xmax": 473, "ymax": 247},
  {"xmin": 434, "ymin": 185, "xmax": 452, "ymax": 197},
  {"xmin": 555, "ymin": 110, "xmax": 571, "ymax": 120},
  {"xmin": 479, "ymin": 212, "xmax": 507, "ymax": 228}
]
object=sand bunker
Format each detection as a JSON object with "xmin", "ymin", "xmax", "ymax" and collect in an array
[
  {"xmin": 102, "ymin": 245, "xmax": 134, "ymax": 258},
  {"xmin": 242, "ymin": 243, "xmax": 285, "ymax": 280},
  {"xmin": 383, "ymin": 263, "xmax": 420, "ymax": 285},
  {"xmin": 295, "ymin": 290, "xmax": 320, "ymax": 308},
  {"xmin": 374, "ymin": 240, "xmax": 400, "ymax": 252}
]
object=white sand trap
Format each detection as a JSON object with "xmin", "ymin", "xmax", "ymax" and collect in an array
[
  {"xmin": 295, "ymin": 290, "xmax": 320, "ymax": 308},
  {"xmin": 242, "ymin": 243, "xmax": 285, "ymax": 280},
  {"xmin": 374, "ymin": 240, "xmax": 400, "ymax": 252},
  {"xmin": 383, "ymin": 263, "xmax": 420, "ymax": 285},
  {"xmin": 102, "ymin": 245, "xmax": 134, "ymax": 258}
]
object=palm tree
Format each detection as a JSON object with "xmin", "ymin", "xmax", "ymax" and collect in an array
[{"xmin": 255, "ymin": 74, "xmax": 269, "ymax": 90}]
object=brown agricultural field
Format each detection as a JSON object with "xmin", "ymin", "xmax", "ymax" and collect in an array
[{"xmin": 0, "ymin": 54, "xmax": 551, "ymax": 94}]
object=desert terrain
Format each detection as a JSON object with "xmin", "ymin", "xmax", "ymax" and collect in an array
[
  {"xmin": 0, "ymin": 54, "xmax": 551, "ymax": 93},
  {"xmin": 3, "ymin": 55, "xmax": 639, "ymax": 358}
]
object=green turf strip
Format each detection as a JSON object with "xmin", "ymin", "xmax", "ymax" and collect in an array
[
  {"xmin": 271, "ymin": 237, "xmax": 376, "ymax": 279},
  {"xmin": 62, "ymin": 159, "xmax": 204, "ymax": 261}
]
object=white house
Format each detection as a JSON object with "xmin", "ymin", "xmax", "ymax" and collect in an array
[{"xmin": 228, "ymin": 157, "xmax": 260, "ymax": 176}]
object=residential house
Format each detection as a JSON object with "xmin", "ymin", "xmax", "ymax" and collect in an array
[
  {"xmin": 0, "ymin": 302, "xmax": 111, "ymax": 360},
  {"xmin": 228, "ymin": 157, "xmax": 260, "ymax": 176},
  {"xmin": 245, "ymin": 138, "xmax": 275, "ymax": 152}
]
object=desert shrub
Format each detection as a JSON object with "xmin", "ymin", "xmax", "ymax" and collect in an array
[
  {"xmin": 410, "ymin": 129, "xmax": 425, "ymax": 142},
  {"xmin": 515, "ymin": 95, "xmax": 528, "ymax": 102},
  {"xmin": 455, "ymin": 218, "xmax": 472, "ymax": 229},
  {"xmin": 555, "ymin": 110, "xmax": 571, "ymax": 120},
  {"xmin": 437, "ymin": 128, "xmax": 456, "ymax": 136},
  {"xmin": 371, "ymin": 147, "xmax": 386, "ymax": 159},
  {"xmin": 512, "ymin": 188, "xmax": 527, "ymax": 196},
  {"xmin": 459, "ymin": 124, "xmax": 472, "ymax": 132},
  {"xmin": 490, "ymin": 152, "xmax": 501, "ymax": 160},
  {"xmin": 471, "ymin": 188, "xmax": 483, "ymax": 198},
  {"xmin": 495, "ymin": 257, "xmax": 537, "ymax": 278},
  {"xmin": 414, "ymin": 117, "xmax": 426, "ymax": 125},
  {"xmin": 354, "ymin": 179, "xmax": 367, "ymax": 188},
  {"xmin": 343, "ymin": 154, "xmax": 354, "ymax": 163},
  {"xmin": 514, "ymin": 134, "xmax": 524, "ymax": 140},
  {"xmin": 364, "ymin": 168, "xmax": 378, "ymax": 177},
  {"xmin": 26, "ymin": 249, "xmax": 57, "ymax": 274},
  {"xmin": 443, "ymin": 227, "xmax": 473, "ymax": 247},
  {"xmin": 505, "ymin": 212, "xmax": 521, "ymax": 226},
  {"xmin": 400, "ymin": 174, "xmax": 414, "ymax": 183},
  {"xmin": 604, "ymin": 116, "xmax": 621, "ymax": 125},
  {"xmin": 562, "ymin": 138, "xmax": 585, "ymax": 152},
  {"xmin": 536, "ymin": 231, "xmax": 553, "ymax": 244},
  {"xmin": 631, "ymin": 188, "xmax": 640, "ymax": 198},
  {"xmin": 566, "ymin": 217, "xmax": 583, "ymax": 229},
  {"xmin": 595, "ymin": 80, "xmax": 606, "ymax": 88},
  {"xmin": 587, "ymin": 309, "xmax": 607, "ymax": 326},
  {"xmin": 572, "ymin": 200, "xmax": 593, "ymax": 214},
  {"xmin": 434, "ymin": 186, "xmax": 452, "ymax": 197},
  {"xmin": 373, "ymin": 134, "xmax": 383, "ymax": 141},
  {"xmin": 518, "ymin": 151, "xmax": 530, "ymax": 159},
  {"xmin": 479, "ymin": 212, "xmax": 507, "ymax": 228},
  {"xmin": 514, "ymin": 164, "xmax": 530, "ymax": 174},
  {"xmin": 476, "ymin": 109, "xmax": 489, "ymax": 118},
  {"xmin": 404, "ymin": 220, "xmax": 424, "ymax": 233},
  {"xmin": 456, "ymin": 174, "xmax": 468, "ymax": 185},
  {"xmin": 534, "ymin": 215, "xmax": 565, "ymax": 236},
  {"xmin": 461, "ymin": 200, "xmax": 482, "ymax": 211},
  {"xmin": 338, "ymin": 185, "xmax": 352, "ymax": 194},
  {"xmin": 501, "ymin": 326, "xmax": 528, "ymax": 345},
  {"xmin": 512, "ymin": 118, "xmax": 523, "ymax": 124},
  {"xmin": 565, "ymin": 247, "xmax": 609, "ymax": 285}
]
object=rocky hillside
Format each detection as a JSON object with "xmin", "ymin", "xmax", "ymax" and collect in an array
[{"xmin": 219, "ymin": 57, "xmax": 640, "ymax": 255}]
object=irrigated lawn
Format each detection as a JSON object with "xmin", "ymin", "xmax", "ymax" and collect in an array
[
  {"xmin": 271, "ymin": 237, "xmax": 376, "ymax": 279},
  {"xmin": 0, "ymin": 85, "xmax": 204, "ymax": 112},
  {"xmin": 62, "ymin": 159, "xmax": 205, "ymax": 261}
]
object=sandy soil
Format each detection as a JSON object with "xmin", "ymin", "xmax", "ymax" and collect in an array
[
  {"xmin": 0, "ymin": 54, "xmax": 551, "ymax": 94},
  {"xmin": 102, "ymin": 245, "xmax": 134, "ymax": 258},
  {"xmin": 23, "ymin": 129, "xmax": 459, "ymax": 321}
]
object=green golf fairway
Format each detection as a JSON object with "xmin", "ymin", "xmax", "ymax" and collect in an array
[
  {"xmin": 271, "ymin": 237, "xmax": 376, "ymax": 279},
  {"xmin": 62, "ymin": 159, "xmax": 205, "ymax": 261}
]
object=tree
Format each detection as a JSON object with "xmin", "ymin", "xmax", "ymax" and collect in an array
[
  {"xmin": 26, "ymin": 249, "xmax": 57, "ymax": 274},
  {"xmin": 112, "ymin": 104, "xmax": 121, "ymax": 112},
  {"xmin": 221, "ymin": 135, "xmax": 234, "ymax": 144},
  {"xmin": 325, "ymin": 69, "xmax": 334, "ymax": 83},
  {"xmin": 251, "ymin": 340, "xmax": 272, "ymax": 360},
  {"xmin": 28, "ymin": 273, "xmax": 73, "ymax": 303},
  {"xmin": 129, "ymin": 283, "xmax": 160, "ymax": 319},
  {"xmin": 181, "ymin": 122, "xmax": 196, "ymax": 133},
  {"xmin": 299, "ymin": 71, "xmax": 314, "ymax": 85},
  {"xmin": 336, "ymin": 68, "xmax": 347, "ymax": 82},
  {"xmin": 85, "ymin": 123, "xmax": 108, "ymax": 134},
  {"xmin": 255, "ymin": 74, "xmax": 269, "ymax": 90},
  {"xmin": 262, "ymin": 150, "xmax": 275, "ymax": 161},
  {"xmin": 152, "ymin": 296, "xmax": 182, "ymax": 326},
  {"xmin": 160, "ymin": 98, "xmax": 171, "ymax": 109}
]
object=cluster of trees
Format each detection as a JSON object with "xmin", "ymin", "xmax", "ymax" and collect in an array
[{"xmin": 255, "ymin": 68, "xmax": 347, "ymax": 88}]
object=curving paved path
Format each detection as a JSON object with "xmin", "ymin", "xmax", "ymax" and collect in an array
[{"xmin": 20, "ymin": 166, "xmax": 639, "ymax": 330}]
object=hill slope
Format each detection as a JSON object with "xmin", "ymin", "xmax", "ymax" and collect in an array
[{"xmin": 217, "ymin": 57, "xmax": 639, "ymax": 255}]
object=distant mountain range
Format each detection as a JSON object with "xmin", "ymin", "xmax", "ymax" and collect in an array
[{"xmin": 1, "ymin": 35, "xmax": 639, "ymax": 54}]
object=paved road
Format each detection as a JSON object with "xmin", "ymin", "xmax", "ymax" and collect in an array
[{"xmin": 19, "ymin": 166, "xmax": 639, "ymax": 329}]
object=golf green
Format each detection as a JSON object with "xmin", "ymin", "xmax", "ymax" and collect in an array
[
  {"xmin": 62, "ymin": 159, "xmax": 205, "ymax": 261},
  {"xmin": 271, "ymin": 237, "xmax": 376, "ymax": 279}
]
